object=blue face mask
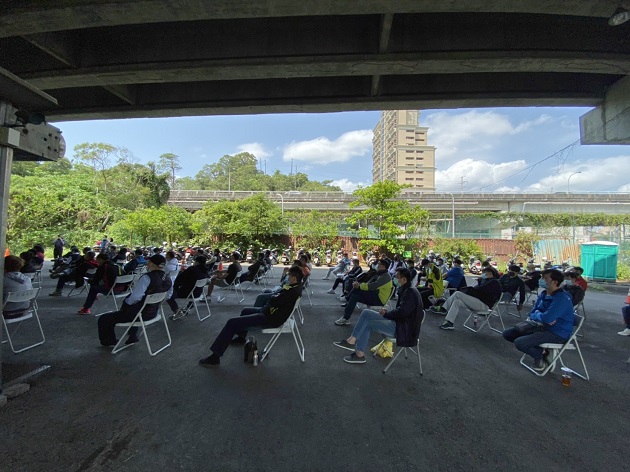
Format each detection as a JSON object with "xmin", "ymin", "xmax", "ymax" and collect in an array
[
  {"xmin": 481, "ymin": 273, "xmax": 487, "ymax": 280},
  {"xmin": 539, "ymin": 278, "xmax": 547, "ymax": 289}
]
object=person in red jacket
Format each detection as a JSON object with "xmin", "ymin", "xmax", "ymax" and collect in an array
[
  {"xmin": 572, "ymin": 266, "xmax": 588, "ymax": 291},
  {"xmin": 77, "ymin": 253, "xmax": 122, "ymax": 315}
]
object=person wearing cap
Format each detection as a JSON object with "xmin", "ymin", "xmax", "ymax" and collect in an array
[
  {"xmin": 334, "ymin": 258, "xmax": 393, "ymax": 326},
  {"xmin": 498, "ymin": 264, "xmax": 527, "ymax": 311},
  {"xmin": 98, "ymin": 254, "xmax": 172, "ymax": 346},
  {"xmin": 438, "ymin": 266, "xmax": 502, "ymax": 330},
  {"xmin": 77, "ymin": 253, "xmax": 123, "ymax": 315},
  {"xmin": 167, "ymin": 255, "xmax": 210, "ymax": 320},
  {"xmin": 327, "ymin": 257, "xmax": 362, "ymax": 295},
  {"xmin": 206, "ymin": 251, "xmax": 242, "ymax": 299}
]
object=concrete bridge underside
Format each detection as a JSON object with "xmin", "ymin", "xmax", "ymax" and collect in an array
[{"xmin": 1, "ymin": 1, "xmax": 629, "ymax": 144}]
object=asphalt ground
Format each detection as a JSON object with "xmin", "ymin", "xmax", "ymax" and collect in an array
[{"xmin": 1, "ymin": 263, "xmax": 629, "ymax": 472}]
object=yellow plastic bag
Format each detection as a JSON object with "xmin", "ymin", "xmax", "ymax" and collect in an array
[{"xmin": 371, "ymin": 340, "xmax": 394, "ymax": 358}]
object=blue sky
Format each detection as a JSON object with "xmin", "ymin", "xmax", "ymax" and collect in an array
[{"xmin": 55, "ymin": 107, "xmax": 630, "ymax": 193}]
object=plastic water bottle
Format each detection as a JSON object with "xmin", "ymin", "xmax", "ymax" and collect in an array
[
  {"xmin": 253, "ymin": 350, "xmax": 259, "ymax": 366},
  {"xmin": 473, "ymin": 315, "xmax": 478, "ymax": 327}
]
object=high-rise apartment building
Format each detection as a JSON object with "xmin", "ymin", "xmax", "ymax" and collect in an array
[{"xmin": 372, "ymin": 110, "xmax": 436, "ymax": 191}]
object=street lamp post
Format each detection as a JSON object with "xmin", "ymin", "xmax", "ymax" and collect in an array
[
  {"xmin": 276, "ymin": 193, "xmax": 284, "ymax": 216},
  {"xmin": 448, "ymin": 192, "xmax": 455, "ymax": 238},
  {"xmin": 567, "ymin": 171, "xmax": 581, "ymax": 194}
]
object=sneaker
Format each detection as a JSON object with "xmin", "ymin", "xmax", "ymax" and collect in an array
[
  {"xmin": 199, "ymin": 354, "xmax": 220, "ymax": 367},
  {"xmin": 343, "ymin": 353, "xmax": 366, "ymax": 364},
  {"xmin": 439, "ymin": 320, "xmax": 454, "ymax": 330},
  {"xmin": 338, "ymin": 295, "xmax": 347, "ymax": 302},
  {"xmin": 322, "ymin": 277, "xmax": 330, "ymax": 280},
  {"xmin": 533, "ymin": 358, "xmax": 548, "ymax": 372},
  {"xmin": 49, "ymin": 291, "xmax": 62, "ymax": 297},
  {"xmin": 326, "ymin": 289, "xmax": 336, "ymax": 294},
  {"xmin": 334, "ymin": 317, "xmax": 351, "ymax": 326},
  {"xmin": 340, "ymin": 302, "xmax": 347, "ymax": 307},
  {"xmin": 617, "ymin": 328, "xmax": 630, "ymax": 336},
  {"xmin": 333, "ymin": 339, "xmax": 355, "ymax": 351},
  {"xmin": 77, "ymin": 307, "xmax": 91, "ymax": 315},
  {"xmin": 170, "ymin": 308, "xmax": 186, "ymax": 321},
  {"xmin": 429, "ymin": 306, "xmax": 444, "ymax": 314}
]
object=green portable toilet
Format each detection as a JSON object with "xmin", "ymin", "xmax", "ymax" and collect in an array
[{"xmin": 580, "ymin": 241, "xmax": 619, "ymax": 282}]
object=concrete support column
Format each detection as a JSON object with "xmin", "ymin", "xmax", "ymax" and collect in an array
[
  {"xmin": 0, "ymin": 101, "xmax": 16, "ymax": 393},
  {"xmin": 580, "ymin": 76, "xmax": 630, "ymax": 145}
]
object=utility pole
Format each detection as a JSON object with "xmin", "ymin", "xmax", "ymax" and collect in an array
[
  {"xmin": 295, "ymin": 165, "xmax": 298, "ymax": 189},
  {"xmin": 460, "ymin": 176, "xmax": 468, "ymax": 193}
]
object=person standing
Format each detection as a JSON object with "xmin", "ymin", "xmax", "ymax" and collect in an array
[{"xmin": 53, "ymin": 235, "xmax": 65, "ymax": 260}]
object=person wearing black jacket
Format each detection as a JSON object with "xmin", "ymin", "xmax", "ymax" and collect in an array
[
  {"xmin": 438, "ymin": 266, "xmax": 502, "ymax": 330},
  {"xmin": 333, "ymin": 268, "xmax": 423, "ymax": 364},
  {"xmin": 77, "ymin": 253, "xmax": 123, "ymax": 315},
  {"xmin": 498, "ymin": 264, "xmax": 527, "ymax": 311},
  {"xmin": 199, "ymin": 266, "xmax": 303, "ymax": 367},
  {"xmin": 167, "ymin": 255, "xmax": 210, "ymax": 319},
  {"xmin": 327, "ymin": 257, "xmax": 362, "ymax": 295}
]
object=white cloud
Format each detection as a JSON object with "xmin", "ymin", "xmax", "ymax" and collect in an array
[
  {"xmin": 435, "ymin": 158, "xmax": 528, "ymax": 192},
  {"xmin": 423, "ymin": 111, "xmax": 552, "ymax": 160},
  {"xmin": 283, "ymin": 130, "xmax": 373, "ymax": 164},
  {"xmin": 525, "ymin": 155, "xmax": 630, "ymax": 193},
  {"xmin": 330, "ymin": 178, "xmax": 369, "ymax": 193},
  {"xmin": 237, "ymin": 142, "xmax": 272, "ymax": 159}
]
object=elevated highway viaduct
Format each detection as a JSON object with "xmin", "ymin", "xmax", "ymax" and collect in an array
[{"xmin": 168, "ymin": 190, "xmax": 630, "ymax": 215}]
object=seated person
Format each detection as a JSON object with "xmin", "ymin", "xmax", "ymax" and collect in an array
[
  {"xmin": 31, "ymin": 245, "xmax": 45, "ymax": 267},
  {"xmin": 77, "ymin": 253, "xmax": 123, "ymax": 315},
  {"xmin": 199, "ymin": 266, "xmax": 303, "ymax": 367},
  {"xmin": 111, "ymin": 247, "xmax": 128, "ymax": 266},
  {"xmin": 437, "ymin": 266, "xmax": 502, "ymax": 330},
  {"xmin": 406, "ymin": 259, "xmax": 418, "ymax": 284},
  {"xmin": 97, "ymin": 255, "xmax": 172, "ymax": 346},
  {"xmin": 435, "ymin": 257, "xmax": 449, "ymax": 278},
  {"xmin": 333, "ymin": 267, "xmax": 423, "ymax": 364},
  {"xmin": 523, "ymin": 269, "xmax": 542, "ymax": 292},
  {"xmin": 335, "ymin": 258, "xmax": 393, "ymax": 326},
  {"xmin": 49, "ymin": 251, "xmax": 99, "ymax": 296},
  {"xmin": 619, "ymin": 299, "xmax": 630, "ymax": 336},
  {"xmin": 240, "ymin": 253, "xmax": 264, "ymax": 283},
  {"xmin": 327, "ymin": 257, "xmax": 362, "ymax": 295},
  {"xmin": 206, "ymin": 252, "xmax": 242, "ymax": 299},
  {"xmin": 299, "ymin": 254, "xmax": 312, "ymax": 273},
  {"xmin": 562, "ymin": 271, "xmax": 585, "ymax": 306},
  {"xmin": 3, "ymin": 255, "xmax": 34, "ymax": 318},
  {"xmin": 502, "ymin": 269, "xmax": 575, "ymax": 371},
  {"xmin": 19, "ymin": 251, "xmax": 38, "ymax": 274},
  {"xmin": 498, "ymin": 264, "xmax": 527, "ymax": 312},
  {"xmin": 207, "ymin": 248, "xmax": 222, "ymax": 271},
  {"xmin": 123, "ymin": 249, "xmax": 144, "ymax": 274},
  {"xmin": 444, "ymin": 258, "xmax": 465, "ymax": 291},
  {"xmin": 50, "ymin": 246, "xmax": 81, "ymax": 274},
  {"xmin": 417, "ymin": 258, "xmax": 445, "ymax": 308},
  {"xmin": 323, "ymin": 252, "xmax": 350, "ymax": 280},
  {"xmin": 388, "ymin": 254, "xmax": 406, "ymax": 278},
  {"xmin": 168, "ymin": 255, "xmax": 210, "ymax": 319},
  {"xmin": 164, "ymin": 250, "xmax": 179, "ymax": 280},
  {"xmin": 573, "ymin": 266, "xmax": 588, "ymax": 291}
]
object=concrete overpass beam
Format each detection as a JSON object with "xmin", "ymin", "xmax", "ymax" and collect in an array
[{"xmin": 580, "ymin": 75, "xmax": 630, "ymax": 144}]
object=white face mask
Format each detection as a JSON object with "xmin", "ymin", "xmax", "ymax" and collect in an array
[{"xmin": 563, "ymin": 280, "xmax": 573, "ymax": 286}]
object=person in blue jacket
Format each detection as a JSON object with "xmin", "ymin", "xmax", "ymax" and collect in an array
[{"xmin": 502, "ymin": 269, "xmax": 575, "ymax": 371}]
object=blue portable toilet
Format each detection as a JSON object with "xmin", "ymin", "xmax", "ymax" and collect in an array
[{"xmin": 580, "ymin": 241, "xmax": 619, "ymax": 282}]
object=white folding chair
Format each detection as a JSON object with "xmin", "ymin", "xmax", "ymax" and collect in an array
[
  {"xmin": 2, "ymin": 288, "xmax": 45, "ymax": 353},
  {"xmin": 96, "ymin": 274, "xmax": 135, "ymax": 315},
  {"xmin": 177, "ymin": 278, "xmax": 212, "ymax": 322},
  {"xmin": 372, "ymin": 313, "xmax": 425, "ymax": 375},
  {"xmin": 67, "ymin": 267, "xmax": 97, "ymax": 297},
  {"xmin": 217, "ymin": 272, "xmax": 245, "ymax": 303},
  {"xmin": 260, "ymin": 297, "xmax": 305, "ymax": 363},
  {"xmin": 111, "ymin": 291, "xmax": 172, "ymax": 356},
  {"xmin": 519, "ymin": 314, "xmax": 589, "ymax": 380},
  {"xmin": 498, "ymin": 292, "xmax": 523, "ymax": 319},
  {"xmin": 302, "ymin": 275, "xmax": 313, "ymax": 307},
  {"xmin": 463, "ymin": 300, "xmax": 504, "ymax": 334}
]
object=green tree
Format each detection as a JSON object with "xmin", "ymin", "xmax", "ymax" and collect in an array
[
  {"xmin": 73, "ymin": 142, "xmax": 117, "ymax": 191},
  {"xmin": 286, "ymin": 210, "xmax": 339, "ymax": 249},
  {"xmin": 157, "ymin": 153, "xmax": 182, "ymax": 188}
]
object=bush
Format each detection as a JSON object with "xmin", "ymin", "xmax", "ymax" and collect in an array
[{"xmin": 617, "ymin": 262, "xmax": 630, "ymax": 282}]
